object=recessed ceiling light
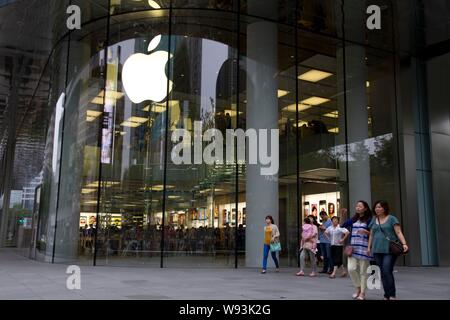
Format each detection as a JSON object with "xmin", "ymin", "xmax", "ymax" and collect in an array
[
  {"xmin": 91, "ymin": 90, "xmax": 124, "ymax": 105},
  {"xmin": 328, "ymin": 127, "xmax": 339, "ymax": 133},
  {"xmin": 120, "ymin": 121, "xmax": 141, "ymax": 128},
  {"xmin": 298, "ymin": 70, "xmax": 333, "ymax": 82},
  {"xmin": 323, "ymin": 110, "xmax": 339, "ymax": 118},
  {"xmin": 81, "ymin": 188, "xmax": 97, "ymax": 194},
  {"xmin": 148, "ymin": 0, "xmax": 161, "ymax": 9},
  {"xmin": 300, "ymin": 96, "xmax": 330, "ymax": 106},
  {"xmin": 278, "ymin": 90, "xmax": 289, "ymax": 98},
  {"xmin": 86, "ymin": 110, "xmax": 102, "ymax": 122},
  {"xmin": 128, "ymin": 116, "xmax": 148, "ymax": 123},
  {"xmin": 282, "ymin": 104, "xmax": 312, "ymax": 112}
]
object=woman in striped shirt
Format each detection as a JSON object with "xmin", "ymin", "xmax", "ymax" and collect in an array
[{"xmin": 342, "ymin": 201, "xmax": 372, "ymax": 300}]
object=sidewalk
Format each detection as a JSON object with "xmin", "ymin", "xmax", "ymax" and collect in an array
[{"xmin": 0, "ymin": 249, "xmax": 449, "ymax": 300}]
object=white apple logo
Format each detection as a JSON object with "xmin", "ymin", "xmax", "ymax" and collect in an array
[{"xmin": 122, "ymin": 35, "xmax": 173, "ymax": 103}]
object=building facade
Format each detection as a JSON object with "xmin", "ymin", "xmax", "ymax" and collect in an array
[{"xmin": 0, "ymin": 0, "xmax": 449, "ymax": 267}]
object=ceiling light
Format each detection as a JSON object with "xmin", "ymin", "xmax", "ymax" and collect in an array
[
  {"xmin": 91, "ymin": 90, "xmax": 124, "ymax": 105},
  {"xmin": 85, "ymin": 181, "xmax": 120, "ymax": 188},
  {"xmin": 128, "ymin": 116, "xmax": 148, "ymax": 123},
  {"xmin": 87, "ymin": 110, "xmax": 102, "ymax": 117},
  {"xmin": 81, "ymin": 188, "xmax": 97, "ymax": 194},
  {"xmin": 328, "ymin": 127, "xmax": 339, "ymax": 133},
  {"xmin": 121, "ymin": 121, "xmax": 141, "ymax": 128},
  {"xmin": 143, "ymin": 100, "xmax": 179, "ymax": 112},
  {"xmin": 282, "ymin": 104, "xmax": 311, "ymax": 112},
  {"xmin": 148, "ymin": 0, "xmax": 161, "ymax": 9},
  {"xmin": 86, "ymin": 110, "xmax": 102, "ymax": 122},
  {"xmin": 323, "ymin": 110, "xmax": 339, "ymax": 118},
  {"xmin": 278, "ymin": 90, "xmax": 289, "ymax": 98},
  {"xmin": 299, "ymin": 70, "xmax": 333, "ymax": 82},
  {"xmin": 300, "ymin": 96, "xmax": 330, "ymax": 106}
]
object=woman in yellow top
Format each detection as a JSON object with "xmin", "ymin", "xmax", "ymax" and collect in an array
[{"xmin": 262, "ymin": 215, "xmax": 280, "ymax": 274}]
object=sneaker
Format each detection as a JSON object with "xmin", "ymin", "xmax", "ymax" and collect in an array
[
  {"xmin": 296, "ymin": 271, "xmax": 305, "ymax": 276},
  {"xmin": 261, "ymin": 270, "xmax": 266, "ymax": 274},
  {"xmin": 309, "ymin": 272, "xmax": 317, "ymax": 277}
]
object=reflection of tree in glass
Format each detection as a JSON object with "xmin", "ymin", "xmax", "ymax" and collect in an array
[{"xmin": 372, "ymin": 135, "xmax": 394, "ymax": 173}]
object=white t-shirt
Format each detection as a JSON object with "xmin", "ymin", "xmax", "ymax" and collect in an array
[{"xmin": 325, "ymin": 225, "xmax": 349, "ymax": 246}]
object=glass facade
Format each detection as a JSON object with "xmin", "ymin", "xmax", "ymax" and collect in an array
[{"xmin": 0, "ymin": 0, "xmax": 447, "ymax": 267}]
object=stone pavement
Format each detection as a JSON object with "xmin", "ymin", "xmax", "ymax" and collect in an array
[{"xmin": 0, "ymin": 249, "xmax": 449, "ymax": 300}]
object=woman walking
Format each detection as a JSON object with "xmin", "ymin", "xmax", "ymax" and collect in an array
[
  {"xmin": 296, "ymin": 217, "xmax": 318, "ymax": 277},
  {"xmin": 368, "ymin": 201, "xmax": 408, "ymax": 300},
  {"xmin": 261, "ymin": 215, "xmax": 280, "ymax": 274},
  {"xmin": 342, "ymin": 201, "xmax": 373, "ymax": 300},
  {"xmin": 325, "ymin": 216, "xmax": 349, "ymax": 278}
]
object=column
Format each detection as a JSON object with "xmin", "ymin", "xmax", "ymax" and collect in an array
[
  {"xmin": 336, "ymin": 1, "xmax": 372, "ymax": 209},
  {"xmin": 245, "ymin": 0, "xmax": 279, "ymax": 268}
]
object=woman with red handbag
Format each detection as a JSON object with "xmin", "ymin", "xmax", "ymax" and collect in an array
[{"xmin": 368, "ymin": 201, "xmax": 409, "ymax": 300}]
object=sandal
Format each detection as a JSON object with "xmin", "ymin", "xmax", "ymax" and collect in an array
[
  {"xmin": 357, "ymin": 293, "xmax": 365, "ymax": 300},
  {"xmin": 296, "ymin": 271, "xmax": 305, "ymax": 276},
  {"xmin": 309, "ymin": 272, "xmax": 317, "ymax": 277},
  {"xmin": 329, "ymin": 274, "xmax": 336, "ymax": 278}
]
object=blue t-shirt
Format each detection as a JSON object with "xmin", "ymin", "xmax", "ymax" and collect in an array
[{"xmin": 319, "ymin": 219, "xmax": 332, "ymax": 243}]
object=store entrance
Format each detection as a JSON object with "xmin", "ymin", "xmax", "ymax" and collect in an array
[{"xmin": 300, "ymin": 180, "xmax": 347, "ymax": 222}]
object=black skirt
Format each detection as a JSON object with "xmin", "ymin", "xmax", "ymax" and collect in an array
[{"xmin": 331, "ymin": 245, "xmax": 343, "ymax": 267}]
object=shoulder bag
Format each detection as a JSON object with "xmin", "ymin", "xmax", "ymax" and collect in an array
[{"xmin": 377, "ymin": 216, "xmax": 406, "ymax": 256}]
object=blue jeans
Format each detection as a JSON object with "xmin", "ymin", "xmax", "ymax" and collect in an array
[
  {"xmin": 374, "ymin": 253, "xmax": 398, "ymax": 298},
  {"xmin": 319, "ymin": 243, "xmax": 333, "ymax": 272},
  {"xmin": 262, "ymin": 244, "xmax": 279, "ymax": 270}
]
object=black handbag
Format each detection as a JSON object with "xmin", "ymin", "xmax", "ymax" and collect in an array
[{"xmin": 377, "ymin": 217, "xmax": 407, "ymax": 256}]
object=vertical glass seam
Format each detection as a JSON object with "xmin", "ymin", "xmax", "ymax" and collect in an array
[
  {"xmin": 51, "ymin": 0, "xmax": 72, "ymax": 263},
  {"xmin": 160, "ymin": 0, "xmax": 174, "ymax": 269},
  {"xmin": 93, "ymin": 0, "xmax": 113, "ymax": 267}
]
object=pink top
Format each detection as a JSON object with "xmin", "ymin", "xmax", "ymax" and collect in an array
[{"xmin": 301, "ymin": 224, "xmax": 318, "ymax": 251}]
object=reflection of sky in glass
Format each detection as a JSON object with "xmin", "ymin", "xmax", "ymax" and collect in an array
[
  {"xmin": 323, "ymin": 133, "xmax": 393, "ymax": 161},
  {"xmin": 200, "ymin": 39, "xmax": 229, "ymax": 118}
]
